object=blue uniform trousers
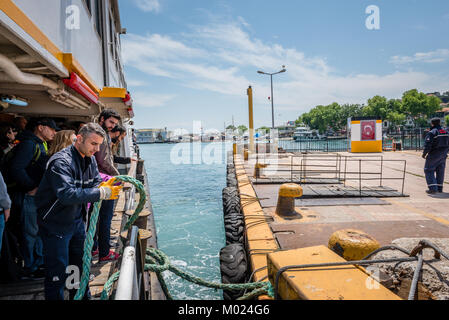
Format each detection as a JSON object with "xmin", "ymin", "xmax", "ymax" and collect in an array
[
  {"xmin": 40, "ymin": 218, "xmax": 91, "ymax": 300},
  {"xmin": 424, "ymin": 150, "xmax": 447, "ymax": 192}
]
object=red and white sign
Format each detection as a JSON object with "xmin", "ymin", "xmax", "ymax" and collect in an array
[{"xmin": 361, "ymin": 120, "xmax": 375, "ymax": 140}]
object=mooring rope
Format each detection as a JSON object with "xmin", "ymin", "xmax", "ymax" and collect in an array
[
  {"xmin": 99, "ymin": 247, "xmax": 274, "ymax": 301},
  {"xmin": 74, "ymin": 175, "xmax": 146, "ymax": 300},
  {"xmin": 143, "ymin": 248, "xmax": 274, "ymax": 301}
]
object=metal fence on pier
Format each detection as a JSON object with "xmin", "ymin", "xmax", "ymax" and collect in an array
[
  {"xmin": 278, "ymin": 138, "xmax": 348, "ymax": 153},
  {"xmin": 253, "ymin": 152, "xmax": 407, "ymax": 197},
  {"xmin": 382, "ymin": 129, "xmax": 425, "ymax": 151},
  {"xmin": 277, "ymin": 129, "xmax": 427, "ymax": 153}
]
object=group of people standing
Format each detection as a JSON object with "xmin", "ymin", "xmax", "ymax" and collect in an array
[{"xmin": 0, "ymin": 109, "xmax": 134, "ymax": 300}]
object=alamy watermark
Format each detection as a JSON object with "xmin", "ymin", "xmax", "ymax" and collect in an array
[
  {"xmin": 167, "ymin": 121, "xmax": 279, "ymax": 174},
  {"xmin": 365, "ymin": 266, "xmax": 381, "ymax": 290},
  {"xmin": 65, "ymin": 5, "xmax": 80, "ymax": 30},
  {"xmin": 366, "ymin": 5, "xmax": 380, "ymax": 30}
]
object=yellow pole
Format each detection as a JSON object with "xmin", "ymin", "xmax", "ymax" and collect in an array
[{"xmin": 247, "ymin": 86, "xmax": 255, "ymax": 153}]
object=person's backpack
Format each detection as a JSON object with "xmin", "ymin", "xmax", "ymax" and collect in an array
[
  {"xmin": 0, "ymin": 141, "xmax": 41, "ymax": 190},
  {"xmin": 0, "ymin": 226, "xmax": 24, "ymax": 283}
]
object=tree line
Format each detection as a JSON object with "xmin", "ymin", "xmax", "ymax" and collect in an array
[{"xmin": 296, "ymin": 89, "xmax": 442, "ymax": 133}]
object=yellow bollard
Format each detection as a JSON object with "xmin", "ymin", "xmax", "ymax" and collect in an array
[
  {"xmin": 275, "ymin": 183, "xmax": 303, "ymax": 217},
  {"xmin": 244, "ymin": 148, "xmax": 249, "ymax": 161},
  {"xmin": 328, "ymin": 229, "xmax": 380, "ymax": 261},
  {"xmin": 253, "ymin": 162, "xmax": 268, "ymax": 178}
]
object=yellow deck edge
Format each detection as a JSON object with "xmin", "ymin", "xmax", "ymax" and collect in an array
[
  {"xmin": 267, "ymin": 245, "xmax": 402, "ymax": 300},
  {"xmin": 234, "ymin": 154, "xmax": 279, "ymax": 299}
]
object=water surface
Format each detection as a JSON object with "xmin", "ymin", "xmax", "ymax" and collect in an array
[{"xmin": 140, "ymin": 142, "xmax": 229, "ymax": 300}]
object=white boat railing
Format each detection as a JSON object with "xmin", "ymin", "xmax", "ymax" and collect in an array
[{"xmin": 115, "ymin": 226, "xmax": 145, "ymax": 300}]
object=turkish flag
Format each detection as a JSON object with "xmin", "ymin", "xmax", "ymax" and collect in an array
[{"xmin": 361, "ymin": 120, "xmax": 375, "ymax": 140}]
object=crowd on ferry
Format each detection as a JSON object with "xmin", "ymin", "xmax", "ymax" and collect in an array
[{"xmin": 0, "ymin": 109, "xmax": 136, "ymax": 300}]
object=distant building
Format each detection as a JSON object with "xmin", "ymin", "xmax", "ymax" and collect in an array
[
  {"xmin": 135, "ymin": 128, "xmax": 169, "ymax": 143},
  {"xmin": 427, "ymin": 91, "xmax": 449, "ymax": 104},
  {"xmin": 384, "ymin": 91, "xmax": 449, "ymax": 130},
  {"xmin": 427, "ymin": 91, "xmax": 449, "ymax": 125},
  {"xmin": 276, "ymin": 121, "xmax": 297, "ymax": 137}
]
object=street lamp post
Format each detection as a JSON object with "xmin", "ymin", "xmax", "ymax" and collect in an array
[{"xmin": 257, "ymin": 66, "xmax": 286, "ymax": 129}]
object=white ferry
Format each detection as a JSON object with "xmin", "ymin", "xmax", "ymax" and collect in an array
[{"xmin": 293, "ymin": 126, "xmax": 315, "ymax": 140}]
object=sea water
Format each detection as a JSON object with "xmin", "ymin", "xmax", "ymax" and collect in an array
[{"xmin": 140, "ymin": 142, "xmax": 230, "ymax": 300}]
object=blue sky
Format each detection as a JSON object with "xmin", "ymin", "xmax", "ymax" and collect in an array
[{"xmin": 118, "ymin": 0, "xmax": 449, "ymax": 131}]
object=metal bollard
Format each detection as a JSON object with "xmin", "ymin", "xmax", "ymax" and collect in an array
[{"xmin": 275, "ymin": 183, "xmax": 303, "ymax": 217}]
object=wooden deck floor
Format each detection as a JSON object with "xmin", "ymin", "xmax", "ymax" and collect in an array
[{"xmin": 0, "ymin": 193, "xmax": 127, "ymax": 300}]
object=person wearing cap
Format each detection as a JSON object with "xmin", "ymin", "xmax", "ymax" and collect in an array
[
  {"xmin": 422, "ymin": 117, "xmax": 449, "ymax": 194},
  {"xmin": 5, "ymin": 117, "xmax": 57, "ymax": 278}
]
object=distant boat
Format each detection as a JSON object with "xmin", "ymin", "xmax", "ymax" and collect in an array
[{"xmin": 293, "ymin": 127, "xmax": 318, "ymax": 140}]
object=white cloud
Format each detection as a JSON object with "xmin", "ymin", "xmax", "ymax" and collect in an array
[
  {"xmin": 127, "ymin": 79, "xmax": 147, "ymax": 87},
  {"xmin": 122, "ymin": 21, "xmax": 449, "ymax": 113},
  {"xmin": 133, "ymin": 0, "xmax": 161, "ymax": 13},
  {"xmin": 133, "ymin": 92, "xmax": 175, "ymax": 108},
  {"xmin": 390, "ymin": 49, "xmax": 449, "ymax": 65}
]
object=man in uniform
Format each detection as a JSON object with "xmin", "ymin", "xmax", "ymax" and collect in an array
[{"xmin": 422, "ymin": 118, "xmax": 449, "ymax": 194}]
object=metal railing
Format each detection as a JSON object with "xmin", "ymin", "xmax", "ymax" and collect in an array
[
  {"xmin": 278, "ymin": 138, "xmax": 349, "ymax": 153},
  {"xmin": 253, "ymin": 152, "xmax": 407, "ymax": 196},
  {"xmin": 382, "ymin": 129, "xmax": 425, "ymax": 151},
  {"xmin": 276, "ymin": 129, "xmax": 427, "ymax": 152},
  {"xmin": 115, "ymin": 226, "xmax": 146, "ymax": 300},
  {"xmin": 115, "ymin": 160, "xmax": 146, "ymax": 300}
]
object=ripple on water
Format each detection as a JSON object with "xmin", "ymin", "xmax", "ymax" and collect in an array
[{"xmin": 141, "ymin": 143, "xmax": 228, "ymax": 299}]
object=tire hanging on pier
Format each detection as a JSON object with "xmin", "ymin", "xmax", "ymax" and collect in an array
[
  {"xmin": 226, "ymin": 175, "xmax": 238, "ymax": 188},
  {"xmin": 222, "ymin": 186, "xmax": 244, "ymax": 244},
  {"xmin": 222, "ymin": 187, "xmax": 241, "ymax": 217},
  {"xmin": 224, "ymin": 212, "xmax": 244, "ymax": 245},
  {"xmin": 219, "ymin": 243, "xmax": 248, "ymax": 300}
]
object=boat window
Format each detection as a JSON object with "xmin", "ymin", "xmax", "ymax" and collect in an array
[
  {"xmin": 82, "ymin": 0, "xmax": 92, "ymax": 15},
  {"xmin": 109, "ymin": 11, "xmax": 116, "ymax": 60},
  {"xmin": 94, "ymin": 0, "xmax": 103, "ymax": 38}
]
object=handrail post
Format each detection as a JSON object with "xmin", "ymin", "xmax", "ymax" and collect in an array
[{"xmin": 115, "ymin": 226, "xmax": 142, "ymax": 300}]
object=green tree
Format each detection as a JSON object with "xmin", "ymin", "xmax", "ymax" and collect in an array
[
  {"xmin": 237, "ymin": 125, "xmax": 248, "ymax": 135},
  {"xmin": 257, "ymin": 126, "xmax": 270, "ymax": 134},
  {"xmin": 402, "ymin": 89, "xmax": 441, "ymax": 117},
  {"xmin": 340, "ymin": 104, "xmax": 364, "ymax": 127},
  {"xmin": 226, "ymin": 125, "xmax": 236, "ymax": 131},
  {"xmin": 362, "ymin": 95, "xmax": 389, "ymax": 119},
  {"xmin": 385, "ymin": 111, "xmax": 406, "ymax": 127}
]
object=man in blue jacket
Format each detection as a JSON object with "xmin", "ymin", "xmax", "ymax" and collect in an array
[
  {"xmin": 422, "ymin": 118, "xmax": 449, "ymax": 194},
  {"xmin": 36, "ymin": 123, "xmax": 122, "ymax": 300}
]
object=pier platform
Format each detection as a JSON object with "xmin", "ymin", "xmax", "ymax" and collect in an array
[{"xmin": 235, "ymin": 150, "xmax": 449, "ymax": 299}]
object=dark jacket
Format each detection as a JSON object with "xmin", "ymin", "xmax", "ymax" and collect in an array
[
  {"xmin": 36, "ymin": 145, "xmax": 103, "ymax": 235},
  {"xmin": 95, "ymin": 134, "xmax": 119, "ymax": 176},
  {"xmin": 8, "ymin": 130, "xmax": 48, "ymax": 192},
  {"xmin": 113, "ymin": 155, "xmax": 131, "ymax": 165},
  {"xmin": 423, "ymin": 126, "xmax": 449, "ymax": 156},
  {"xmin": 0, "ymin": 171, "xmax": 11, "ymax": 211}
]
